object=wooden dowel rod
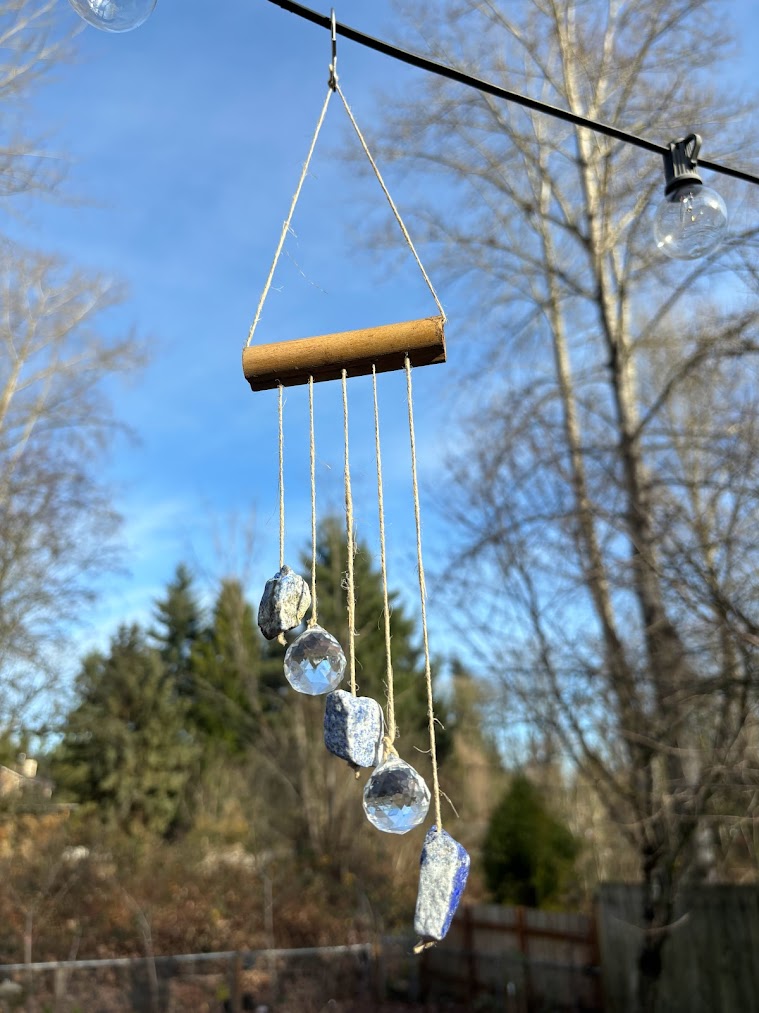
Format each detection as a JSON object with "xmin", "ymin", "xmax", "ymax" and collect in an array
[{"xmin": 242, "ymin": 316, "xmax": 446, "ymax": 391}]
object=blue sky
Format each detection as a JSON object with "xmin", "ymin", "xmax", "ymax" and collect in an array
[
  {"xmin": 10, "ymin": 0, "xmax": 759, "ymax": 687},
  {"xmin": 16, "ymin": 0, "xmax": 465, "ymax": 674}
]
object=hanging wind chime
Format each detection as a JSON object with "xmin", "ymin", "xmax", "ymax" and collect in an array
[{"xmin": 243, "ymin": 15, "xmax": 469, "ymax": 949}]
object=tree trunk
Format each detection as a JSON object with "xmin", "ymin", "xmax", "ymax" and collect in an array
[
  {"xmin": 637, "ymin": 933, "xmax": 665, "ymax": 1013},
  {"xmin": 636, "ymin": 854, "xmax": 675, "ymax": 1013}
]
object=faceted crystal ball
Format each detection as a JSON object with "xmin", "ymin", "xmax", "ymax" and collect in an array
[
  {"xmin": 68, "ymin": 0, "xmax": 157, "ymax": 32},
  {"xmin": 363, "ymin": 757, "xmax": 430, "ymax": 834},
  {"xmin": 284, "ymin": 625, "xmax": 346, "ymax": 696}
]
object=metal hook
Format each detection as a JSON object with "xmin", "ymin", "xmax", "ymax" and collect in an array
[{"xmin": 328, "ymin": 9, "xmax": 338, "ymax": 90}]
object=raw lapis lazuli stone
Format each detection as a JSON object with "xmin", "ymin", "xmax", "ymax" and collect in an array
[
  {"xmin": 363, "ymin": 757, "xmax": 430, "ymax": 834},
  {"xmin": 284, "ymin": 625, "xmax": 346, "ymax": 696},
  {"xmin": 414, "ymin": 826, "xmax": 470, "ymax": 941},
  {"xmin": 324, "ymin": 690, "xmax": 383, "ymax": 768},
  {"xmin": 258, "ymin": 565, "xmax": 311, "ymax": 640}
]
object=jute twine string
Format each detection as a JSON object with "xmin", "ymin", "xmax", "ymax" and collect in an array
[
  {"xmin": 244, "ymin": 83, "xmax": 331, "ymax": 645},
  {"xmin": 371, "ymin": 365, "xmax": 397, "ymax": 747},
  {"xmin": 277, "ymin": 384, "xmax": 285, "ymax": 570},
  {"xmin": 308, "ymin": 375, "xmax": 318, "ymax": 628},
  {"xmin": 342, "ymin": 369, "xmax": 357, "ymax": 696},
  {"xmin": 276, "ymin": 383, "xmax": 287, "ymax": 647},
  {"xmin": 381, "ymin": 734, "xmax": 399, "ymax": 761},
  {"xmin": 245, "ymin": 86, "xmax": 334, "ymax": 349},
  {"xmin": 405, "ymin": 355, "xmax": 442, "ymax": 833},
  {"xmin": 335, "ymin": 81, "xmax": 446, "ymax": 323}
]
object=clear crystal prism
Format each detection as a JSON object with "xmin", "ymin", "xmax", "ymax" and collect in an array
[
  {"xmin": 284, "ymin": 625, "xmax": 346, "ymax": 696},
  {"xmin": 363, "ymin": 756, "xmax": 430, "ymax": 834}
]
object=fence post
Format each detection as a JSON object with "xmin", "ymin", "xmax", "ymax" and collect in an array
[
  {"xmin": 53, "ymin": 966, "xmax": 67, "ymax": 1012},
  {"xmin": 463, "ymin": 904, "xmax": 477, "ymax": 1012},
  {"xmin": 419, "ymin": 941, "xmax": 430, "ymax": 1008},
  {"xmin": 588, "ymin": 899, "xmax": 604, "ymax": 1011},
  {"xmin": 229, "ymin": 952, "xmax": 242, "ymax": 1013},
  {"xmin": 371, "ymin": 934, "xmax": 385, "ymax": 1002},
  {"xmin": 515, "ymin": 906, "xmax": 533, "ymax": 1010}
]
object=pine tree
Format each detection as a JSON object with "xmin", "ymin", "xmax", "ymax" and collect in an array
[
  {"xmin": 150, "ymin": 564, "xmax": 202, "ymax": 691},
  {"xmin": 483, "ymin": 773, "xmax": 578, "ymax": 908},
  {"xmin": 300, "ymin": 516, "xmax": 431, "ymax": 751},
  {"xmin": 54, "ymin": 625, "xmax": 196, "ymax": 836},
  {"xmin": 189, "ymin": 578, "xmax": 260, "ymax": 754}
]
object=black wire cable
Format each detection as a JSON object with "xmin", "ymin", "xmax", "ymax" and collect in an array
[{"xmin": 265, "ymin": 0, "xmax": 759, "ymax": 188}]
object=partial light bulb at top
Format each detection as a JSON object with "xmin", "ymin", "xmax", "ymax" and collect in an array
[
  {"xmin": 653, "ymin": 134, "xmax": 727, "ymax": 260},
  {"xmin": 68, "ymin": 0, "xmax": 157, "ymax": 32}
]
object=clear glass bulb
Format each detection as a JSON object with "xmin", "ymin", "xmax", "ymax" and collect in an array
[
  {"xmin": 653, "ymin": 183, "xmax": 727, "ymax": 260},
  {"xmin": 68, "ymin": 0, "xmax": 157, "ymax": 32}
]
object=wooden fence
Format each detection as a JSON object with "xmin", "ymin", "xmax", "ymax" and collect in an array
[
  {"xmin": 597, "ymin": 883, "xmax": 759, "ymax": 1013},
  {"xmin": 420, "ymin": 902, "xmax": 603, "ymax": 1011},
  {"xmin": 422, "ymin": 887, "xmax": 759, "ymax": 1012},
  {"xmin": 3, "ymin": 886, "xmax": 758, "ymax": 1011},
  {"xmin": 0, "ymin": 942, "xmax": 380, "ymax": 1012}
]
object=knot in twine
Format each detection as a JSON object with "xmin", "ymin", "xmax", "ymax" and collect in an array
[{"xmin": 382, "ymin": 734, "xmax": 399, "ymax": 761}]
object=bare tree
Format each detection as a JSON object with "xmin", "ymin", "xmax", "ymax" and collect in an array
[
  {"xmin": 0, "ymin": 247, "xmax": 142, "ymax": 730},
  {"xmin": 0, "ymin": 815, "xmax": 83, "ymax": 968},
  {"xmin": 0, "ymin": 1, "xmax": 75, "ymax": 204},
  {"xmin": 371, "ymin": 1, "xmax": 759, "ymax": 1008},
  {"xmin": 0, "ymin": 2, "xmax": 144, "ymax": 731}
]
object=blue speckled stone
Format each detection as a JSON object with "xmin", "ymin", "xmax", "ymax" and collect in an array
[
  {"xmin": 414, "ymin": 826, "xmax": 470, "ymax": 941},
  {"xmin": 324, "ymin": 690, "xmax": 384, "ymax": 768}
]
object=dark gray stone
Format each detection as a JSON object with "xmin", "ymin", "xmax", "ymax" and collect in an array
[{"xmin": 257, "ymin": 565, "xmax": 311, "ymax": 640}]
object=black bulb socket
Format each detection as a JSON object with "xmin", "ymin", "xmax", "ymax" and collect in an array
[{"xmin": 663, "ymin": 134, "xmax": 704, "ymax": 196}]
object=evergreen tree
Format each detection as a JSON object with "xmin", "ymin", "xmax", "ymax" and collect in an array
[
  {"xmin": 300, "ymin": 516, "xmax": 431, "ymax": 751},
  {"xmin": 150, "ymin": 563, "xmax": 202, "ymax": 691},
  {"xmin": 189, "ymin": 578, "xmax": 260, "ymax": 754},
  {"xmin": 483, "ymin": 773, "xmax": 578, "ymax": 908},
  {"xmin": 0, "ymin": 729, "xmax": 26, "ymax": 769},
  {"xmin": 54, "ymin": 624, "xmax": 196, "ymax": 836}
]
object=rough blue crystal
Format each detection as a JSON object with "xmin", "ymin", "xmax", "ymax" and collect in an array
[
  {"xmin": 324, "ymin": 690, "xmax": 384, "ymax": 768},
  {"xmin": 363, "ymin": 757, "xmax": 430, "ymax": 834},
  {"xmin": 414, "ymin": 826, "xmax": 470, "ymax": 941},
  {"xmin": 258, "ymin": 565, "xmax": 311, "ymax": 640},
  {"xmin": 284, "ymin": 625, "xmax": 346, "ymax": 696}
]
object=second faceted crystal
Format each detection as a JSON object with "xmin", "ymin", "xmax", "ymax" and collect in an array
[
  {"xmin": 363, "ymin": 756, "xmax": 430, "ymax": 834},
  {"xmin": 284, "ymin": 625, "xmax": 346, "ymax": 695}
]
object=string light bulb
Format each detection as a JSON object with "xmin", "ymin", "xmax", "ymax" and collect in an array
[
  {"xmin": 68, "ymin": 0, "xmax": 157, "ymax": 32},
  {"xmin": 653, "ymin": 134, "xmax": 727, "ymax": 260}
]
